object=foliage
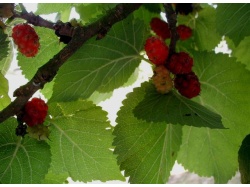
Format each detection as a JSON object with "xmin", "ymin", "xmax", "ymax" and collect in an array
[{"xmin": 0, "ymin": 3, "xmax": 250, "ymax": 184}]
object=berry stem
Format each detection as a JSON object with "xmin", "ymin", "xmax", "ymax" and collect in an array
[
  {"xmin": 163, "ymin": 3, "xmax": 179, "ymax": 58},
  {"xmin": 0, "ymin": 3, "xmax": 142, "ymax": 124}
]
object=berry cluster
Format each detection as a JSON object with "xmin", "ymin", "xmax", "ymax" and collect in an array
[
  {"xmin": 12, "ymin": 23, "xmax": 40, "ymax": 57},
  {"xmin": 144, "ymin": 17, "xmax": 200, "ymax": 99}
]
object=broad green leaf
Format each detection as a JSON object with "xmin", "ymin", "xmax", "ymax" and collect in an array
[
  {"xmin": 142, "ymin": 3, "xmax": 162, "ymax": 14},
  {"xmin": 177, "ymin": 52, "xmax": 250, "ymax": 183},
  {"xmin": 88, "ymin": 90, "xmax": 113, "ymax": 105},
  {"xmin": 194, "ymin": 6, "xmax": 221, "ymax": 51},
  {"xmin": 0, "ymin": 73, "xmax": 10, "ymax": 111},
  {"xmin": 238, "ymin": 134, "xmax": 250, "ymax": 184},
  {"xmin": 89, "ymin": 64, "xmax": 139, "ymax": 105},
  {"xmin": 133, "ymin": 82, "xmax": 224, "ymax": 129},
  {"xmin": 0, "ymin": 43, "xmax": 13, "ymax": 75},
  {"xmin": 42, "ymin": 170, "xmax": 69, "ymax": 184},
  {"xmin": 113, "ymin": 83, "xmax": 182, "ymax": 183},
  {"xmin": 18, "ymin": 27, "xmax": 64, "ymax": 80},
  {"xmin": 48, "ymin": 100, "xmax": 125, "ymax": 182},
  {"xmin": 36, "ymin": 3, "xmax": 72, "ymax": 15},
  {"xmin": 216, "ymin": 4, "xmax": 250, "ymax": 46},
  {"xmin": 233, "ymin": 36, "xmax": 250, "ymax": 70},
  {"xmin": 50, "ymin": 15, "xmax": 146, "ymax": 102},
  {"xmin": 41, "ymin": 81, "xmax": 54, "ymax": 101},
  {"xmin": 0, "ymin": 118, "xmax": 51, "ymax": 184},
  {"xmin": 0, "ymin": 29, "xmax": 9, "ymax": 62},
  {"xmin": 177, "ymin": 6, "xmax": 221, "ymax": 51},
  {"xmin": 134, "ymin": 4, "xmax": 160, "ymax": 26},
  {"xmin": 75, "ymin": 4, "xmax": 117, "ymax": 24}
]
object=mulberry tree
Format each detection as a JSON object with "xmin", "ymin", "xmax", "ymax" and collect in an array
[{"xmin": 0, "ymin": 3, "xmax": 250, "ymax": 184}]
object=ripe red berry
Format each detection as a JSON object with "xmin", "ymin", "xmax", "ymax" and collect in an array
[
  {"xmin": 174, "ymin": 72, "xmax": 201, "ymax": 99},
  {"xmin": 166, "ymin": 52, "xmax": 193, "ymax": 74},
  {"xmin": 177, "ymin": 25, "xmax": 192, "ymax": 40},
  {"xmin": 150, "ymin": 17, "xmax": 171, "ymax": 40},
  {"xmin": 152, "ymin": 65, "xmax": 173, "ymax": 94},
  {"xmin": 144, "ymin": 37, "xmax": 169, "ymax": 65},
  {"xmin": 12, "ymin": 23, "xmax": 40, "ymax": 57},
  {"xmin": 22, "ymin": 98, "xmax": 48, "ymax": 127}
]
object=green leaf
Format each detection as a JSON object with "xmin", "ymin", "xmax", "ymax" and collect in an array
[
  {"xmin": 0, "ymin": 29, "xmax": 9, "ymax": 62},
  {"xmin": 238, "ymin": 134, "xmax": 250, "ymax": 184},
  {"xmin": 134, "ymin": 4, "xmax": 160, "ymax": 26},
  {"xmin": 133, "ymin": 82, "xmax": 224, "ymax": 129},
  {"xmin": 194, "ymin": 6, "xmax": 221, "ymax": 51},
  {"xmin": 42, "ymin": 170, "xmax": 68, "ymax": 184},
  {"xmin": 75, "ymin": 4, "xmax": 117, "ymax": 24},
  {"xmin": 0, "ymin": 43, "xmax": 13, "ymax": 75},
  {"xmin": 88, "ymin": 90, "xmax": 113, "ymax": 105},
  {"xmin": 48, "ymin": 100, "xmax": 125, "ymax": 182},
  {"xmin": 177, "ymin": 52, "xmax": 250, "ymax": 183},
  {"xmin": 216, "ymin": 4, "xmax": 250, "ymax": 46},
  {"xmin": 36, "ymin": 3, "xmax": 72, "ymax": 15},
  {"xmin": 18, "ymin": 27, "xmax": 64, "ymax": 80},
  {"xmin": 0, "ymin": 118, "xmax": 51, "ymax": 184},
  {"xmin": 177, "ymin": 6, "xmax": 221, "ymax": 51},
  {"xmin": 233, "ymin": 36, "xmax": 250, "ymax": 70},
  {"xmin": 0, "ymin": 73, "xmax": 10, "ymax": 111},
  {"xmin": 41, "ymin": 81, "xmax": 54, "ymax": 101},
  {"xmin": 113, "ymin": 84, "xmax": 182, "ymax": 183},
  {"xmin": 50, "ymin": 15, "xmax": 146, "ymax": 102}
]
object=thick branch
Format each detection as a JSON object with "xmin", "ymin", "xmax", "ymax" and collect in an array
[
  {"xmin": 163, "ymin": 3, "xmax": 178, "ymax": 57},
  {"xmin": 0, "ymin": 3, "xmax": 142, "ymax": 124}
]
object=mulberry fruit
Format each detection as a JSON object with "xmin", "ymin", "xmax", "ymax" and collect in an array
[
  {"xmin": 166, "ymin": 52, "xmax": 193, "ymax": 74},
  {"xmin": 177, "ymin": 25, "xmax": 192, "ymax": 40},
  {"xmin": 12, "ymin": 23, "xmax": 40, "ymax": 57},
  {"xmin": 22, "ymin": 98, "xmax": 48, "ymax": 127},
  {"xmin": 150, "ymin": 17, "xmax": 171, "ymax": 40},
  {"xmin": 152, "ymin": 65, "xmax": 173, "ymax": 94},
  {"xmin": 174, "ymin": 72, "xmax": 201, "ymax": 99},
  {"xmin": 144, "ymin": 37, "xmax": 169, "ymax": 65}
]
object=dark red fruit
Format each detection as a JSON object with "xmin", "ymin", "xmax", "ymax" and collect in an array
[
  {"xmin": 175, "ymin": 3, "xmax": 193, "ymax": 15},
  {"xmin": 12, "ymin": 23, "xmax": 40, "ymax": 57},
  {"xmin": 22, "ymin": 98, "xmax": 48, "ymax": 127},
  {"xmin": 174, "ymin": 72, "xmax": 201, "ymax": 99},
  {"xmin": 177, "ymin": 25, "xmax": 192, "ymax": 40},
  {"xmin": 144, "ymin": 37, "xmax": 169, "ymax": 65},
  {"xmin": 167, "ymin": 52, "xmax": 193, "ymax": 74},
  {"xmin": 150, "ymin": 17, "xmax": 171, "ymax": 40}
]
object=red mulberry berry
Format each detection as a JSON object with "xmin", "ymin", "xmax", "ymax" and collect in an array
[
  {"xmin": 144, "ymin": 37, "xmax": 169, "ymax": 65},
  {"xmin": 22, "ymin": 98, "xmax": 48, "ymax": 127},
  {"xmin": 167, "ymin": 52, "xmax": 193, "ymax": 74},
  {"xmin": 174, "ymin": 3, "xmax": 193, "ymax": 15},
  {"xmin": 174, "ymin": 72, "xmax": 201, "ymax": 99},
  {"xmin": 152, "ymin": 65, "xmax": 173, "ymax": 94},
  {"xmin": 177, "ymin": 25, "xmax": 192, "ymax": 40},
  {"xmin": 150, "ymin": 17, "xmax": 171, "ymax": 40},
  {"xmin": 12, "ymin": 23, "xmax": 40, "ymax": 57}
]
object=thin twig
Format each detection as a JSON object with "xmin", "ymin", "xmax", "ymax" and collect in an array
[{"xmin": 163, "ymin": 3, "xmax": 179, "ymax": 57}]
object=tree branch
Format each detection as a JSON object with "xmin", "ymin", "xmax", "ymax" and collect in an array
[
  {"xmin": 0, "ymin": 3, "xmax": 142, "ymax": 124},
  {"xmin": 163, "ymin": 3, "xmax": 178, "ymax": 57}
]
